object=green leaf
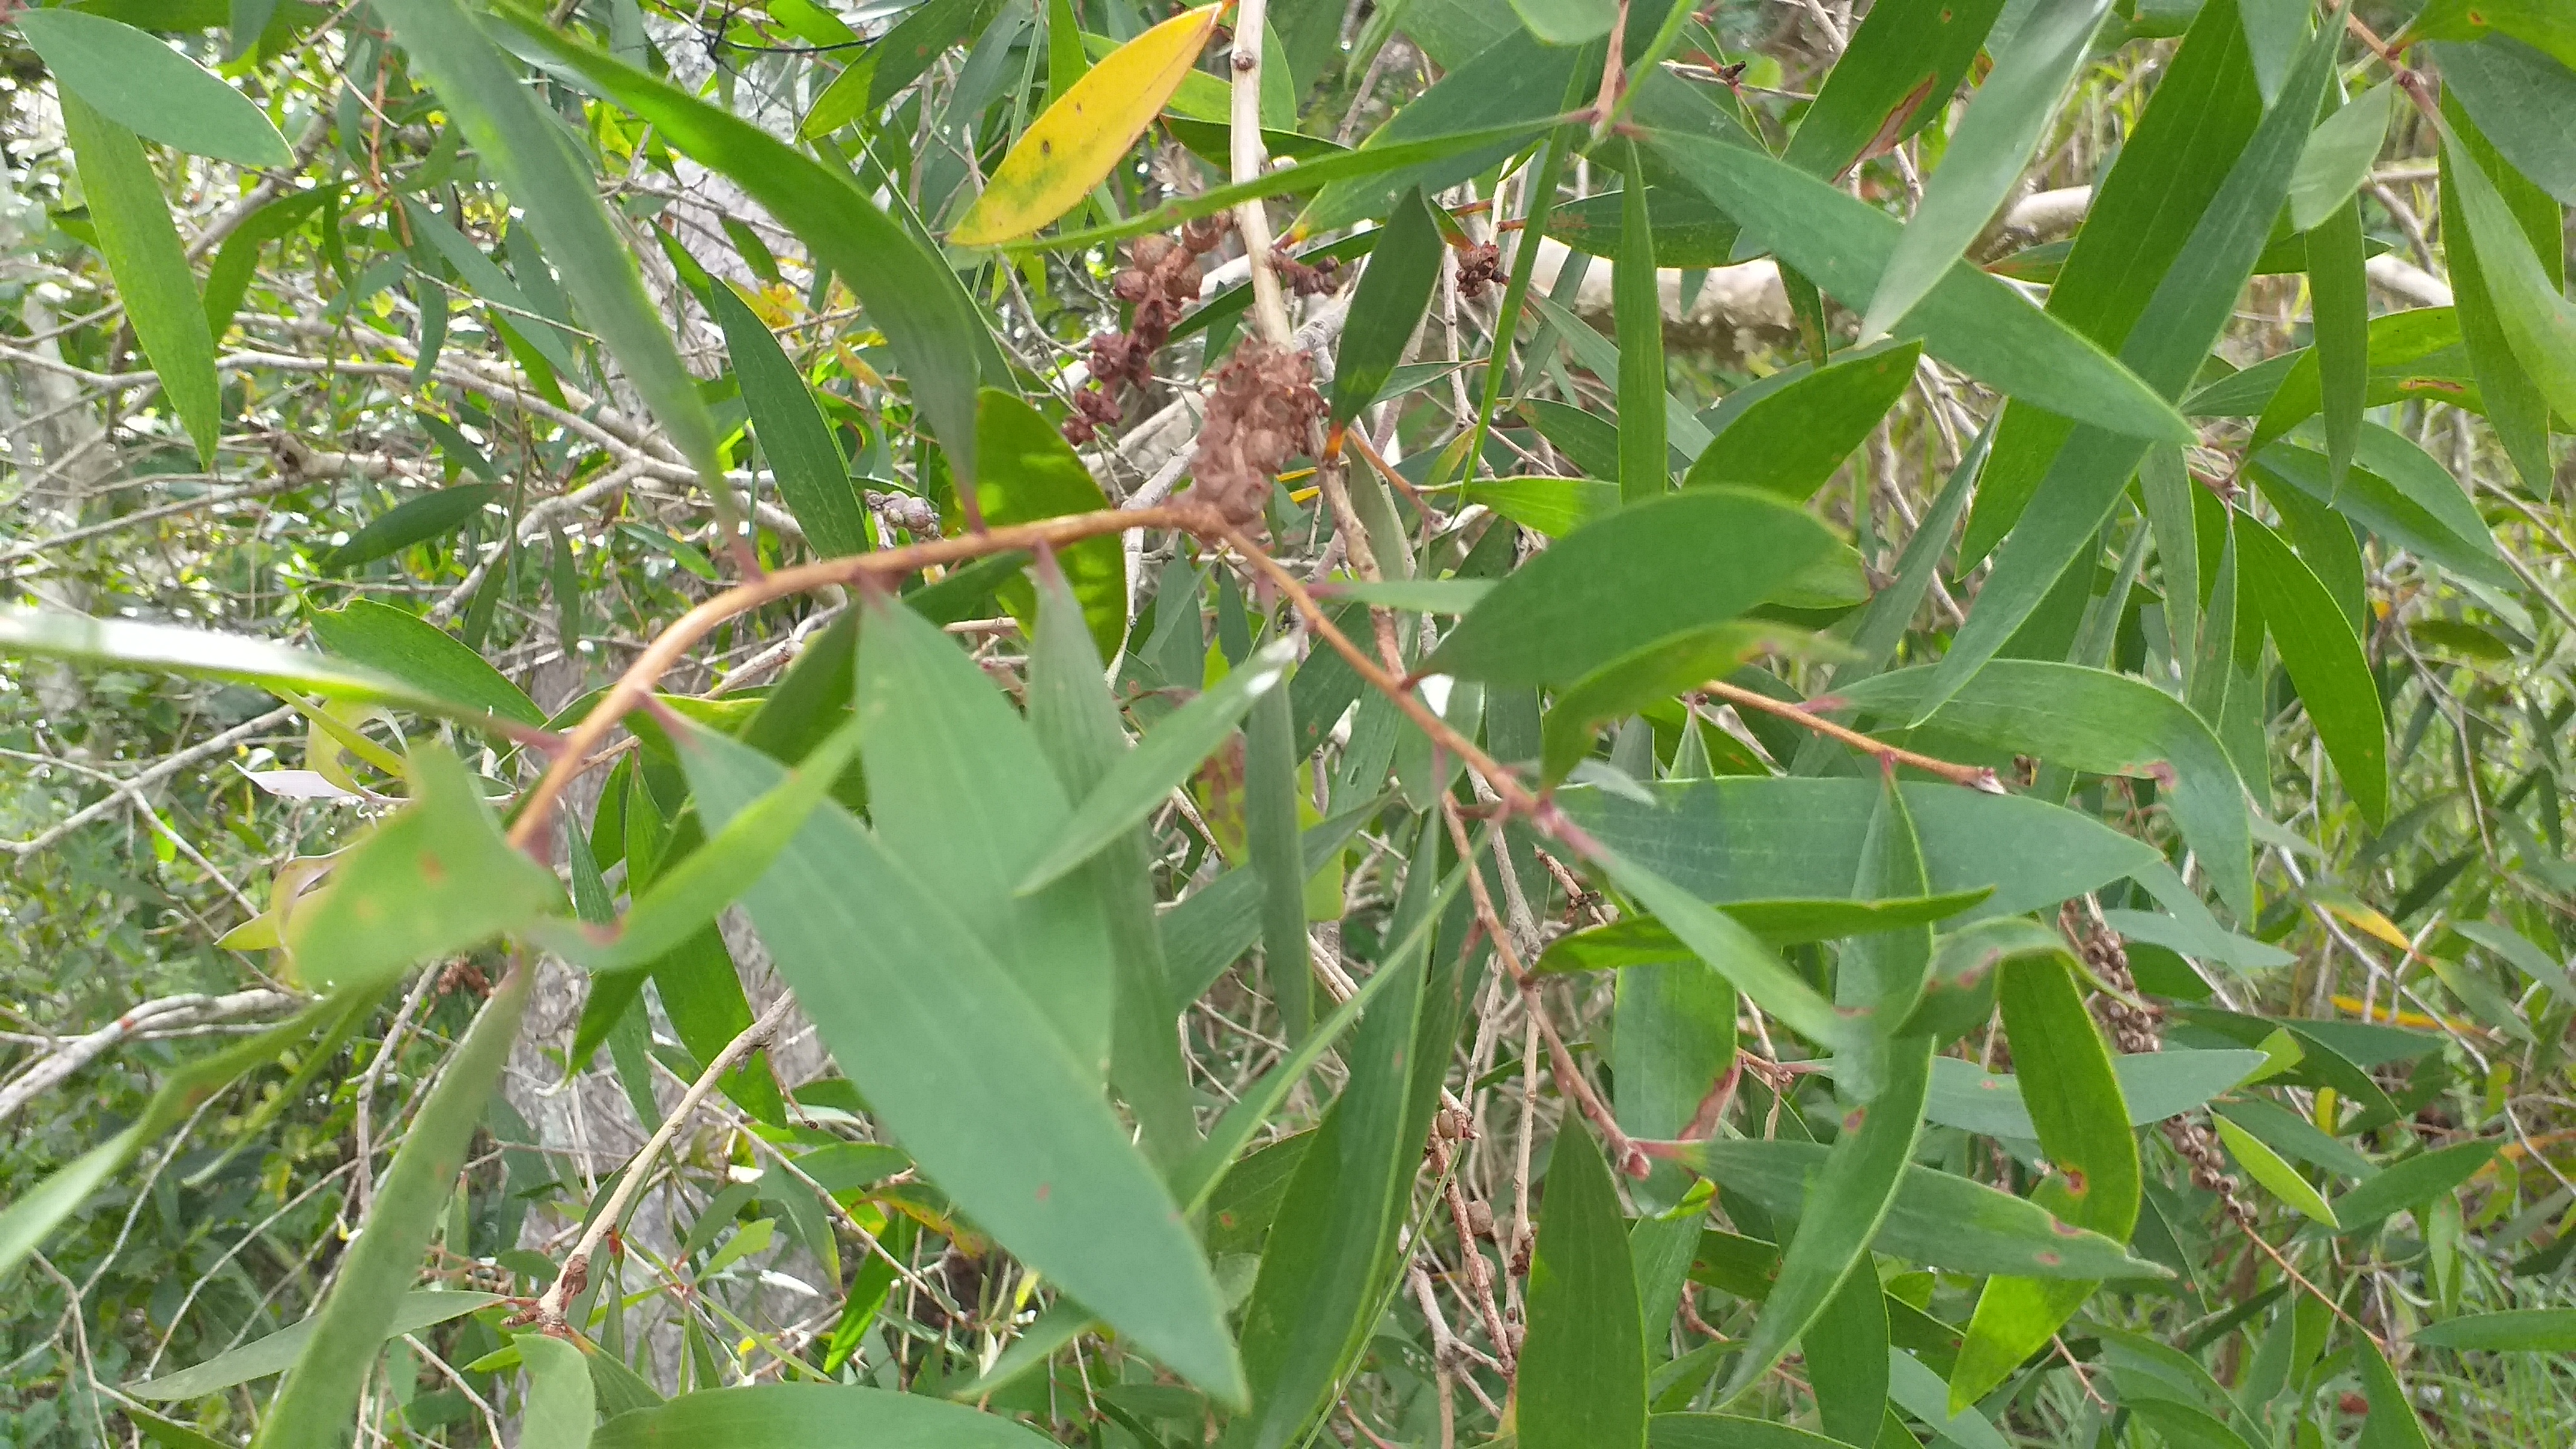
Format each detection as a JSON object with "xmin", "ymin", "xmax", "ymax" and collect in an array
[
  {"xmin": 2307, "ymin": 194, "xmax": 2368, "ymax": 498},
  {"xmin": 1295, "ymin": 29, "xmax": 1578, "ymax": 234},
  {"xmin": 2435, "ymin": 95, "xmax": 2557, "ymax": 494},
  {"xmin": 2355, "ymin": 1334, "xmax": 2432, "ymax": 1449},
  {"xmin": 1588, "ymin": 843, "xmax": 1850, "ymax": 1050},
  {"xmin": 1780, "ymin": 0, "xmax": 2007, "ymax": 180},
  {"xmin": 2287, "ymin": 80, "xmax": 2394, "ymax": 232},
  {"xmin": 2329, "ymin": 1141, "xmax": 2499, "ymax": 1236},
  {"xmin": 316, "ymin": 484, "xmax": 504, "ymax": 573},
  {"xmin": 1949, "ymin": 947, "xmax": 2140, "ymax": 1410},
  {"xmin": 706, "ymin": 282, "xmax": 868, "ymax": 559},
  {"xmin": 1925, "ymin": 7, "xmax": 2339, "ymax": 717},
  {"xmin": 1617, "ymin": 155, "xmax": 1669, "ymax": 505},
  {"xmin": 1521, "ymin": 1124, "xmax": 1650, "ymax": 1449},
  {"xmin": 0, "ymin": 607, "xmax": 529, "ymax": 733},
  {"xmin": 1669, "ymin": 1141, "xmax": 2167, "ymax": 1281},
  {"xmin": 283, "ymin": 745, "xmax": 562, "ymax": 995},
  {"xmin": 517, "ymin": 1335, "xmax": 596, "ymax": 1449},
  {"xmin": 1330, "ymin": 187, "xmax": 1445, "ymax": 426},
  {"xmin": 1650, "ymin": 1415, "xmax": 1848, "ymax": 1449},
  {"xmin": 2442, "ymin": 124, "xmax": 2576, "ymax": 427},
  {"xmin": 1725, "ymin": 1038, "xmax": 1934, "ymax": 1400},
  {"xmin": 130, "ymin": 1290, "xmax": 505, "ymax": 1401},
  {"xmin": 591, "ymin": 1383, "xmax": 1058, "ymax": 1447},
  {"xmin": 799, "ymin": 0, "xmax": 1000, "ymax": 134},
  {"xmin": 1426, "ymin": 489, "xmax": 1836, "ymax": 688},
  {"xmin": 310, "ymin": 600, "xmax": 545, "ymax": 728},
  {"xmin": 1539, "ymin": 624, "xmax": 1782, "ymax": 784},
  {"xmin": 674, "ymin": 724, "xmax": 1242, "ymax": 1401},
  {"xmin": 381, "ymin": 0, "xmax": 728, "ymax": 505},
  {"xmin": 1234, "ymin": 826, "xmax": 1450, "ymax": 1448},
  {"xmin": 973, "ymin": 390, "xmax": 1125, "ymax": 655},
  {"xmin": 1525, "ymin": 293, "xmax": 1715, "ymax": 457},
  {"xmin": 2213, "ymin": 1114, "xmax": 2339, "ymax": 1225},
  {"xmin": 857, "ymin": 590, "xmax": 1114, "ymax": 1075},
  {"xmin": 16, "ymin": 9, "xmax": 291, "ymax": 165},
  {"xmin": 1890, "ymin": 1350, "xmax": 2009, "ymax": 1449},
  {"xmin": 1509, "ymin": 0, "xmax": 1614, "ymax": 45},
  {"xmin": 2434, "ymin": 37, "xmax": 2576, "ymax": 206},
  {"xmin": 1545, "ymin": 187, "xmax": 1740, "ymax": 268},
  {"xmin": 57, "ymin": 94, "xmax": 220, "ymax": 466},
  {"xmin": 1861, "ymin": 0, "xmax": 2113, "ymax": 336},
  {"xmin": 1614, "ymin": 953, "xmax": 1737, "ymax": 1214},
  {"xmin": 1161, "ymin": 803, "xmax": 1377, "ymax": 1003},
  {"xmin": 1916, "ymin": 1048, "xmax": 2268, "ymax": 1140},
  {"xmin": 2405, "ymin": 0, "xmax": 2576, "ymax": 72},
  {"xmin": 1541, "ymin": 891, "xmax": 1992, "ymax": 967},
  {"xmin": 1025, "ymin": 563, "xmax": 1198, "ymax": 1166},
  {"xmin": 2237, "ymin": 516, "xmax": 2388, "ymax": 827},
  {"xmin": 1465, "ymin": 475, "xmax": 1617, "ymax": 537},
  {"xmin": 2248, "ymin": 433, "xmax": 2513, "ymax": 592},
  {"xmin": 1559, "ymin": 777, "xmax": 2159, "ymax": 922},
  {"xmin": 2413, "ymin": 1309, "xmax": 2576, "ymax": 1354},
  {"xmin": 1835, "ymin": 773, "xmax": 1938, "ymax": 1098},
  {"xmin": 527, "ymin": 719, "xmax": 866, "ymax": 973},
  {"xmin": 1242, "ymin": 663, "xmax": 1315, "ymax": 1043},
  {"xmin": 252, "ymin": 968, "xmax": 528, "ymax": 1449},
  {"xmin": 501, "ymin": 16, "xmax": 999, "ymax": 482},
  {"xmin": 1683, "ymin": 341, "xmax": 1920, "ymax": 500},
  {"xmin": 1020, "ymin": 637, "xmax": 1296, "ymax": 894},
  {"xmin": 1829, "ymin": 660, "xmax": 2256, "ymax": 919},
  {"xmin": 1639, "ymin": 128, "xmax": 2192, "ymax": 447}
]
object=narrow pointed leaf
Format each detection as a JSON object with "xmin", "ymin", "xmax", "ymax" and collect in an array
[
  {"xmin": 2443, "ymin": 125, "xmax": 2576, "ymax": 424},
  {"xmin": 129, "ymin": 1292, "xmax": 504, "ymax": 1401},
  {"xmin": 2213, "ymin": 1116, "xmax": 2340, "ymax": 1226},
  {"xmin": 17, "ymin": 9, "xmax": 291, "ymax": 166},
  {"xmin": 950, "ymin": 3, "xmax": 1221, "ymax": 243},
  {"xmin": 1781, "ymin": 0, "xmax": 2008, "ymax": 180},
  {"xmin": 2413, "ymin": 1310, "xmax": 2576, "ymax": 1354},
  {"xmin": 1684, "ymin": 341, "xmax": 1921, "ymax": 500},
  {"xmin": 2237, "ymin": 517, "xmax": 2388, "ymax": 827},
  {"xmin": 2287, "ymin": 80, "xmax": 2394, "ymax": 233},
  {"xmin": 1587, "ymin": 843, "xmax": 1849, "ymax": 1050},
  {"xmin": 708, "ymin": 282, "xmax": 869, "ymax": 559},
  {"xmin": 1522, "ymin": 1124, "xmax": 1650, "ymax": 1449},
  {"xmin": 591, "ymin": 1383, "xmax": 1058, "ymax": 1447},
  {"xmin": 310, "ymin": 600, "xmax": 545, "ymax": 728},
  {"xmin": 1617, "ymin": 151, "xmax": 1669, "ymax": 504},
  {"xmin": 974, "ymin": 390, "xmax": 1126, "ymax": 655},
  {"xmin": 1330, "ymin": 187, "xmax": 1444, "ymax": 425},
  {"xmin": 58, "ymin": 93, "xmax": 221, "ymax": 465}
]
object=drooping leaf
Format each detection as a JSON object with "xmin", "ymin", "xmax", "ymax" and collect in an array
[
  {"xmin": 381, "ymin": 0, "xmax": 730, "ymax": 503},
  {"xmin": 128, "ymin": 1291, "xmax": 503, "ymax": 1401},
  {"xmin": 2237, "ymin": 516, "xmax": 2389, "ymax": 827},
  {"xmin": 1020, "ymin": 637, "xmax": 1297, "ymax": 894},
  {"xmin": 973, "ymin": 389, "xmax": 1126, "ymax": 655},
  {"xmin": 590, "ymin": 1383, "xmax": 1058, "ymax": 1447},
  {"xmin": 2442, "ymin": 123, "xmax": 2576, "ymax": 426},
  {"xmin": 500, "ymin": 16, "xmax": 1000, "ymax": 481},
  {"xmin": 251, "ymin": 967, "xmax": 529, "ymax": 1449},
  {"xmin": 1916, "ymin": 1048, "xmax": 2268, "ymax": 1141},
  {"xmin": 1539, "ymin": 624, "xmax": 1780, "ymax": 784},
  {"xmin": 2212, "ymin": 1115, "xmax": 2341, "ymax": 1226},
  {"xmin": 1521, "ymin": 1123, "xmax": 1650, "ymax": 1449},
  {"xmin": 2287, "ymin": 80, "xmax": 2395, "ymax": 233},
  {"xmin": 1669, "ymin": 1141, "xmax": 2167, "ymax": 1281},
  {"xmin": 1330, "ymin": 186, "xmax": 1445, "ymax": 426},
  {"xmin": 2248, "ymin": 433, "xmax": 2513, "ymax": 592},
  {"xmin": 17, "ymin": 9, "xmax": 291, "ymax": 166},
  {"xmin": 283, "ymin": 745, "xmax": 562, "ymax": 995},
  {"xmin": 1682, "ymin": 341, "xmax": 1921, "ymax": 500},
  {"xmin": 2330, "ymin": 1141, "xmax": 2500, "ymax": 1236},
  {"xmin": 1861, "ymin": 0, "xmax": 2114, "ymax": 335},
  {"xmin": 517, "ymin": 1335, "xmax": 596, "ymax": 1449},
  {"xmin": 1587, "ymin": 843, "xmax": 1850, "ymax": 1050},
  {"xmin": 1296, "ymin": 29, "xmax": 1581, "ymax": 234},
  {"xmin": 707, "ymin": 281, "xmax": 869, "ymax": 559},
  {"xmin": 1780, "ymin": 0, "xmax": 2009, "ymax": 180},
  {"xmin": 1427, "ymin": 489, "xmax": 1837, "ymax": 688},
  {"xmin": 2434, "ymin": 37, "xmax": 2576, "ymax": 206},
  {"xmin": 2413, "ymin": 1309, "xmax": 2576, "ymax": 1354},
  {"xmin": 675, "ymin": 723, "xmax": 1243, "ymax": 1401},
  {"xmin": 2355, "ymin": 1334, "xmax": 2434, "ymax": 1449},
  {"xmin": 950, "ymin": 3, "xmax": 1221, "ymax": 243},
  {"xmin": 1829, "ymin": 660, "xmax": 2257, "ymax": 919},
  {"xmin": 1540, "ymin": 891, "xmax": 1993, "ymax": 968},
  {"xmin": 856, "ymin": 589, "xmax": 1114, "ymax": 1075},
  {"xmin": 2435, "ymin": 93, "xmax": 2557, "ymax": 494},
  {"xmin": 1639, "ymin": 129, "xmax": 2192, "ymax": 446},
  {"xmin": 57, "ymin": 93, "xmax": 221, "ymax": 466}
]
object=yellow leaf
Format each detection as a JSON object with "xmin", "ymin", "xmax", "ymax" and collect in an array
[
  {"xmin": 949, "ymin": 3, "xmax": 1221, "ymax": 245},
  {"xmin": 2317, "ymin": 895, "xmax": 2416, "ymax": 956}
]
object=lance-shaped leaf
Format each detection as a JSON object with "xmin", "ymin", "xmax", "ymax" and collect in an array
[
  {"xmin": 2434, "ymin": 94, "xmax": 2557, "ymax": 495},
  {"xmin": 1684, "ymin": 341, "xmax": 1921, "ymax": 500},
  {"xmin": 1781, "ymin": 0, "xmax": 2008, "ymax": 180},
  {"xmin": 1020, "ymin": 636, "xmax": 1297, "ymax": 894},
  {"xmin": 381, "ymin": 0, "xmax": 728, "ymax": 502},
  {"xmin": 1617, "ymin": 150, "xmax": 1669, "ymax": 504},
  {"xmin": 1539, "ymin": 624, "xmax": 1782, "ymax": 784},
  {"xmin": 129, "ymin": 1291, "xmax": 503, "ymax": 1401},
  {"xmin": 2248, "ymin": 435, "xmax": 2513, "ymax": 593},
  {"xmin": 315, "ymin": 483, "xmax": 504, "ymax": 573},
  {"xmin": 1588, "ymin": 843, "xmax": 1850, "ymax": 1050},
  {"xmin": 1917, "ymin": 1047, "xmax": 2268, "ymax": 1141},
  {"xmin": 2413, "ymin": 1310, "xmax": 2576, "ymax": 1354},
  {"xmin": 2329, "ymin": 1141, "xmax": 2499, "ymax": 1237},
  {"xmin": 1948, "ymin": 949, "xmax": 2139, "ymax": 1410},
  {"xmin": 675, "ymin": 723, "xmax": 1243, "ymax": 1400},
  {"xmin": 310, "ymin": 600, "xmax": 545, "ymax": 728},
  {"xmin": 1921, "ymin": 10, "xmax": 2339, "ymax": 719},
  {"xmin": 283, "ymin": 746, "xmax": 562, "ymax": 995},
  {"xmin": 1542, "ymin": 890, "xmax": 1991, "ymax": 967},
  {"xmin": 252, "ymin": 967, "xmax": 529, "ymax": 1449},
  {"xmin": 18, "ymin": 9, "xmax": 290, "ymax": 166},
  {"xmin": 2212, "ymin": 1115, "xmax": 2340, "ymax": 1226},
  {"xmin": 973, "ymin": 390, "xmax": 1126, "ymax": 656},
  {"xmin": 57, "ymin": 94, "xmax": 221, "ymax": 466},
  {"xmin": 2287, "ymin": 80, "xmax": 2394, "ymax": 232},
  {"xmin": 1639, "ymin": 129, "xmax": 2190, "ymax": 446},
  {"xmin": 2237, "ymin": 516, "xmax": 2388, "ymax": 827},
  {"xmin": 1724, "ymin": 1039, "xmax": 1934, "ymax": 1400},
  {"xmin": 2355, "ymin": 1334, "xmax": 2433, "ymax": 1449},
  {"xmin": 2433, "ymin": 37, "xmax": 2576, "ymax": 207},
  {"xmin": 707, "ymin": 281, "xmax": 869, "ymax": 559},
  {"xmin": 1668, "ymin": 1141, "xmax": 2167, "ymax": 1281},
  {"xmin": 950, "ymin": 3, "xmax": 1220, "ymax": 243},
  {"xmin": 1521, "ymin": 1123, "xmax": 1650, "ymax": 1449},
  {"xmin": 499, "ymin": 15, "xmax": 998, "ymax": 481},
  {"xmin": 1296, "ymin": 28, "xmax": 1581, "ymax": 234},
  {"xmin": 1861, "ymin": 0, "xmax": 2113, "ymax": 336},
  {"xmin": 2308, "ymin": 193, "xmax": 2369, "ymax": 498},
  {"xmin": 2442, "ymin": 124, "xmax": 2576, "ymax": 426},
  {"xmin": 592, "ymin": 1383, "xmax": 1058, "ymax": 1447},
  {"xmin": 1330, "ymin": 187, "xmax": 1444, "ymax": 426},
  {"xmin": 1828, "ymin": 660, "xmax": 2256, "ymax": 919},
  {"xmin": 1427, "ymin": 489, "xmax": 1836, "ymax": 688},
  {"xmin": 517, "ymin": 1335, "xmax": 594, "ymax": 1449}
]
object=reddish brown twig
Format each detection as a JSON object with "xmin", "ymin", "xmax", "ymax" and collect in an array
[{"xmin": 1700, "ymin": 678, "xmax": 2005, "ymax": 793}]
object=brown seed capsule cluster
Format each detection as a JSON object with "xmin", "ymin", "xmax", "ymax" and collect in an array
[
  {"xmin": 1186, "ymin": 339, "xmax": 1323, "ymax": 525},
  {"xmin": 1455, "ymin": 242, "xmax": 1501, "ymax": 300},
  {"xmin": 1064, "ymin": 218, "xmax": 1234, "ymax": 445},
  {"xmin": 863, "ymin": 488, "xmax": 939, "ymax": 539},
  {"xmin": 1271, "ymin": 247, "xmax": 1345, "ymax": 298}
]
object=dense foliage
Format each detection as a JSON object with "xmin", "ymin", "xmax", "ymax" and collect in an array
[{"xmin": 6, "ymin": 0, "xmax": 2576, "ymax": 1443}]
